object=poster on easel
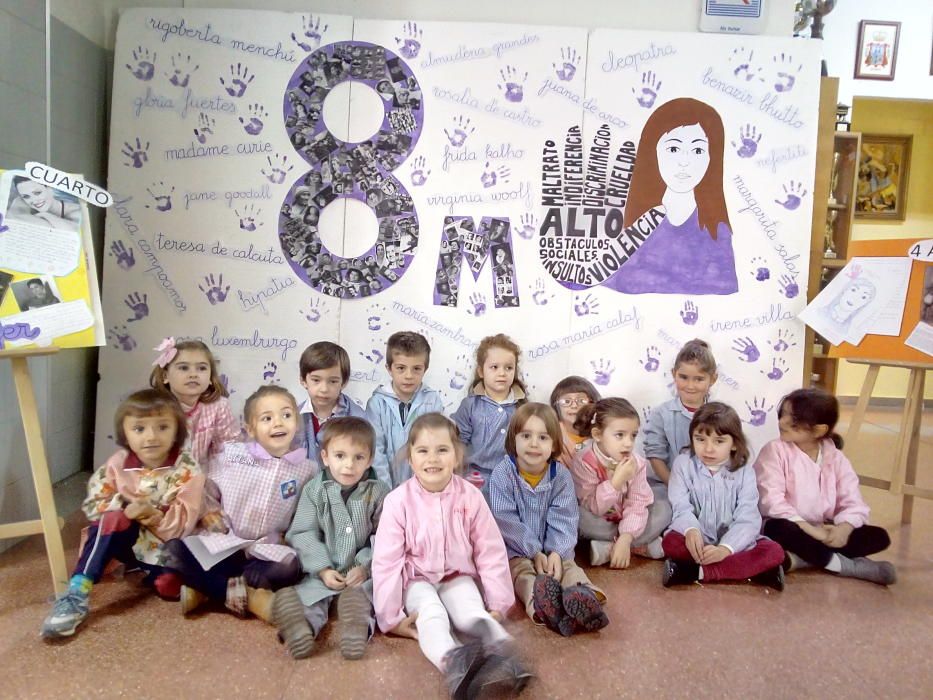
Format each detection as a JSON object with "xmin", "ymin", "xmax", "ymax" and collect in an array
[{"xmin": 0, "ymin": 168, "xmax": 106, "ymax": 349}]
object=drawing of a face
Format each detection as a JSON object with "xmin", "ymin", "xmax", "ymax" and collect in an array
[
  {"xmin": 837, "ymin": 280, "xmax": 875, "ymax": 315},
  {"xmin": 16, "ymin": 181, "xmax": 54, "ymax": 213},
  {"xmin": 656, "ymin": 123, "xmax": 710, "ymax": 194}
]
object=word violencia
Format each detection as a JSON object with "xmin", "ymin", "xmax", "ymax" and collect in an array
[{"xmin": 538, "ymin": 125, "xmax": 662, "ymax": 287}]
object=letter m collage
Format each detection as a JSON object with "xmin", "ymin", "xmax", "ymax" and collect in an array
[{"xmin": 433, "ymin": 216, "xmax": 520, "ymax": 309}]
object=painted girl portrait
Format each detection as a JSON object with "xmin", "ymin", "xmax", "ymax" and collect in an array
[{"xmin": 607, "ymin": 98, "xmax": 738, "ymax": 295}]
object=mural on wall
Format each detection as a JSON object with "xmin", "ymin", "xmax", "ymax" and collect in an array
[{"xmin": 94, "ymin": 10, "xmax": 822, "ymax": 464}]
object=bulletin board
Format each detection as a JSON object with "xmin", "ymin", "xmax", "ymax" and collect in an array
[{"xmin": 828, "ymin": 237, "xmax": 932, "ymax": 362}]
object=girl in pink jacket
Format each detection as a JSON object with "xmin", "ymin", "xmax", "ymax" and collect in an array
[
  {"xmin": 754, "ymin": 388, "xmax": 896, "ymax": 585},
  {"xmin": 570, "ymin": 398, "xmax": 666, "ymax": 568},
  {"xmin": 372, "ymin": 414, "xmax": 531, "ymax": 699}
]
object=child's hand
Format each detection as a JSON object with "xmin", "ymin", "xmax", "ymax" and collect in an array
[
  {"xmin": 533, "ymin": 551, "xmax": 549, "ymax": 575},
  {"xmin": 800, "ymin": 521, "xmax": 829, "ymax": 542},
  {"xmin": 344, "ymin": 566, "xmax": 366, "ymax": 587},
  {"xmin": 823, "ymin": 522, "xmax": 853, "ymax": 548},
  {"xmin": 201, "ymin": 511, "xmax": 228, "ymax": 534},
  {"xmin": 137, "ymin": 510, "xmax": 163, "ymax": 529},
  {"xmin": 320, "ymin": 568, "xmax": 346, "ymax": 590},
  {"xmin": 487, "ymin": 609, "xmax": 503, "ymax": 623},
  {"xmin": 389, "ymin": 612, "xmax": 419, "ymax": 640},
  {"xmin": 610, "ymin": 533, "xmax": 633, "ymax": 569},
  {"xmin": 700, "ymin": 544, "xmax": 730, "ymax": 565},
  {"xmin": 685, "ymin": 529, "xmax": 705, "ymax": 563},
  {"xmin": 546, "ymin": 551, "xmax": 563, "ymax": 581},
  {"xmin": 609, "ymin": 456, "xmax": 637, "ymax": 490},
  {"xmin": 125, "ymin": 501, "xmax": 160, "ymax": 526}
]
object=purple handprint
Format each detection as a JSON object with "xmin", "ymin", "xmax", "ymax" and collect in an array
[
  {"xmin": 262, "ymin": 154, "xmax": 294, "ymax": 185},
  {"xmin": 121, "ymin": 138, "xmax": 150, "ymax": 168},
  {"xmin": 145, "ymin": 181, "xmax": 174, "ymax": 212},
  {"xmin": 640, "ymin": 346, "xmax": 661, "ymax": 373},
  {"xmin": 732, "ymin": 337, "xmax": 760, "ymax": 363},
  {"xmin": 632, "ymin": 70, "xmax": 662, "ymax": 109},
  {"xmin": 301, "ymin": 298, "xmax": 328, "ymax": 323},
  {"xmin": 262, "ymin": 362, "xmax": 278, "ymax": 382},
  {"xmin": 763, "ymin": 356, "xmax": 788, "ymax": 381},
  {"xmin": 239, "ymin": 103, "xmax": 267, "ymax": 135},
  {"xmin": 480, "ymin": 162, "xmax": 510, "ymax": 189},
  {"xmin": 109, "ymin": 240, "xmax": 136, "ymax": 270},
  {"xmin": 220, "ymin": 63, "xmax": 254, "ymax": 98},
  {"xmin": 778, "ymin": 274, "xmax": 799, "ymax": 299},
  {"xmin": 166, "ymin": 53, "xmax": 198, "ymax": 88},
  {"xmin": 0, "ymin": 212, "xmax": 9, "ymax": 234},
  {"xmin": 124, "ymin": 292, "xmax": 149, "ymax": 322},
  {"xmin": 291, "ymin": 14, "xmax": 328, "ymax": 52},
  {"xmin": 772, "ymin": 53, "xmax": 802, "ymax": 93},
  {"xmin": 775, "ymin": 180, "xmax": 807, "ymax": 211},
  {"xmin": 591, "ymin": 359, "xmax": 615, "ymax": 386},
  {"xmin": 199, "ymin": 273, "xmax": 230, "ymax": 305},
  {"xmin": 359, "ymin": 348, "xmax": 385, "ymax": 366},
  {"xmin": 467, "ymin": 293, "xmax": 487, "ymax": 317},
  {"xmin": 516, "ymin": 213, "xmax": 536, "ymax": 240},
  {"xmin": 771, "ymin": 329, "xmax": 796, "ymax": 353},
  {"xmin": 125, "ymin": 46, "xmax": 155, "ymax": 81},
  {"xmin": 395, "ymin": 21, "xmax": 423, "ymax": 59},
  {"xmin": 107, "ymin": 325, "xmax": 137, "ymax": 352},
  {"xmin": 680, "ymin": 300, "xmax": 699, "ymax": 326},
  {"xmin": 573, "ymin": 293, "xmax": 600, "ymax": 317},
  {"xmin": 219, "ymin": 373, "xmax": 235, "ymax": 396},
  {"xmin": 553, "ymin": 46, "xmax": 580, "ymax": 82},
  {"xmin": 444, "ymin": 115, "xmax": 475, "ymax": 148},
  {"xmin": 532, "ymin": 279, "xmax": 554, "ymax": 306},
  {"xmin": 449, "ymin": 357, "xmax": 469, "ymax": 391},
  {"xmin": 730, "ymin": 47, "xmax": 762, "ymax": 82},
  {"xmin": 193, "ymin": 112, "xmax": 215, "ymax": 144},
  {"xmin": 750, "ymin": 256, "xmax": 770, "ymax": 281},
  {"xmin": 745, "ymin": 397, "xmax": 774, "ymax": 427},
  {"xmin": 497, "ymin": 66, "xmax": 527, "ymax": 103},
  {"xmin": 410, "ymin": 156, "xmax": 430, "ymax": 187},
  {"xmin": 235, "ymin": 204, "xmax": 262, "ymax": 232},
  {"xmin": 732, "ymin": 124, "xmax": 762, "ymax": 159}
]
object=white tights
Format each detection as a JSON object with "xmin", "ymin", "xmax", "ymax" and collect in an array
[{"xmin": 404, "ymin": 575, "xmax": 511, "ymax": 670}]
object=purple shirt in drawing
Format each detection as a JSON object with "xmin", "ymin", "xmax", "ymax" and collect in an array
[{"xmin": 606, "ymin": 209, "xmax": 738, "ymax": 295}]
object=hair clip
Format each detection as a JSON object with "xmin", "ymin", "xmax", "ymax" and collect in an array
[{"xmin": 153, "ymin": 337, "xmax": 178, "ymax": 368}]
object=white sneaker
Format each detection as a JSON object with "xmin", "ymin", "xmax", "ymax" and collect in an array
[{"xmin": 589, "ymin": 540, "xmax": 612, "ymax": 566}]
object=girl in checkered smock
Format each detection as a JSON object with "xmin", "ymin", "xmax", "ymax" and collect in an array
[
  {"xmin": 162, "ymin": 386, "xmax": 317, "ymax": 621},
  {"xmin": 149, "ymin": 337, "xmax": 240, "ymax": 469}
]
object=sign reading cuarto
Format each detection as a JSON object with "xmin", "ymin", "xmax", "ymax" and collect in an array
[{"xmin": 94, "ymin": 9, "xmax": 821, "ymax": 464}]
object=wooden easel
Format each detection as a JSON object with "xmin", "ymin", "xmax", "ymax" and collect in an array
[
  {"xmin": 0, "ymin": 347, "xmax": 68, "ymax": 594},
  {"xmin": 845, "ymin": 357, "xmax": 932, "ymax": 524}
]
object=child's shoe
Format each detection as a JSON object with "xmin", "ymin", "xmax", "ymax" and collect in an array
[
  {"xmin": 561, "ymin": 585, "xmax": 609, "ymax": 634},
  {"xmin": 41, "ymin": 591, "xmax": 89, "ymax": 638},
  {"xmin": 838, "ymin": 556, "xmax": 897, "ymax": 586},
  {"xmin": 272, "ymin": 586, "xmax": 315, "ymax": 659},
  {"xmin": 632, "ymin": 537, "xmax": 665, "ymax": 560},
  {"xmin": 181, "ymin": 585, "xmax": 209, "ymax": 616},
  {"xmin": 589, "ymin": 540, "xmax": 612, "ymax": 566},
  {"xmin": 442, "ymin": 641, "xmax": 486, "ymax": 700},
  {"xmin": 153, "ymin": 571, "xmax": 182, "ymax": 599},
  {"xmin": 782, "ymin": 551, "xmax": 811, "ymax": 573},
  {"xmin": 225, "ymin": 575, "xmax": 248, "ymax": 617},
  {"xmin": 468, "ymin": 645, "xmax": 534, "ymax": 698},
  {"xmin": 751, "ymin": 565, "xmax": 785, "ymax": 591},
  {"xmin": 337, "ymin": 586, "xmax": 371, "ymax": 660},
  {"xmin": 662, "ymin": 558, "xmax": 700, "ymax": 587},
  {"xmin": 531, "ymin": 574, "xmax": 571, "ymax": 635},
  {"xmin": 246, "ymin": 586, "xmax": 274, "ymax": 622}
]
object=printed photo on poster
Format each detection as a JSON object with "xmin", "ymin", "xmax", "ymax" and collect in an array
[
  {"xmin": 11, "ymin": 275, "xmax": 62, "ymax": 312},
  {"xmin": 4, "ymin": 175, "xmax": 82, "ymax": 232}
]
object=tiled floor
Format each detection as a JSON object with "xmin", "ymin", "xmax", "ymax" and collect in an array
[{"xmin": 1, "ymin": 406, "xmax": 930, "ymax": 698}]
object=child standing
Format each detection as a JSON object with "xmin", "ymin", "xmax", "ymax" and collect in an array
[
  {"xmin": 163, "ymin": 386, "xmax": 317, "ymax": 619},
  {"xmin": 642, "ymin": 339, "xmax": 716, "ymax": 532},
  {"xmin": 663, "ymin": 402, "xmax": 785, "ymax": 589},
  {"xmin": 149, "ymin": 338, "xmax": 239, "ymax": 467},
  {"xmin": 373, "ymin": 414, "xmax": 530, "ymax": 698},
  {"xmin": 550, "ymin": 376, "xmax": 601, "ymax": 469},
  {"xmin": 365, "ymin": 331, "xmax": 444, "ymax": 487},
  {"xmin": 275, "ymin": 417, "xmax": 390, "ymax": 660},
  {"xmin": 570, "ymin": 398, "xmax": 666, "ymax": 568},
  {"xmin": 754, "ymin": 389, "xmax": 896, "ymax": 585},
  {"xmin": 297, "ymin": 341, "xmax": 367, "ymax": 465},
  {"xmin": 489, "ymin": 403, "xmax": 609, "ymax": 637},
  {"xmin": 452, "ymin": 334, "xmax": 527, "ymax": 492},
  {"xmin": 41, "ymin": 390, "xmax": 205, "ymax": 638}
]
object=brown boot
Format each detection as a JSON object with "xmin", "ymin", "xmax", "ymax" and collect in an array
[{"xmin": 337, "ymin": 587, "xmax": 371, "ymax": 660}]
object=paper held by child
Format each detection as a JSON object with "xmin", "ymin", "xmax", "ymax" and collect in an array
[{"xmin": 798, "ymin": 257, "xmax": 911, "ymax": 347}]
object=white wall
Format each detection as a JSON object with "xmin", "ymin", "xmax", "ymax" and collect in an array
[{"xmin": 821, "ymin": 0, "xmax": 933, "ymax": 106}]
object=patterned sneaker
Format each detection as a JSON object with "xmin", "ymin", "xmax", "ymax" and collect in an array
[
  {"xmin": 531, "ymin": 575, "xmax": 570, "ymax": 635},
  {"xmin": 41, "ymin": 592, "xmax": 89, "ymax": 639},
  {"xmin": 561, "ymin": 585, "xmax": 609, "ymax": 634},
  {"xmin": 225, "ymin": 576, "xmax": 248, "ymax": 617},
  {"xmin": 337, "ymin": 587, "xmax": 371, "ymax": 660},
  {"xmin": 273, "ymin": 587, "xmax": 315, "ymax": 659}
]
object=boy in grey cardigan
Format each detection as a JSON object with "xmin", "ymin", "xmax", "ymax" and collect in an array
[{"xmin": 274, "ymin": 417, "xmax": 389, "ymax": 660}]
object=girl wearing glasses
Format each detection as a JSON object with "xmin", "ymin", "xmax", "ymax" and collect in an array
[{"xmin": 549, "ymin": 377, "xmax": 600, "ymax": 469}]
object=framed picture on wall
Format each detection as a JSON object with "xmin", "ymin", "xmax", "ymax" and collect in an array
[
  {"xmin": 855, "ymin": 134, "xmax": 912, "ymax": 221},
  {"xmin": 853, "ymin": 20, "xmax": 900, "ymax": 80}
]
